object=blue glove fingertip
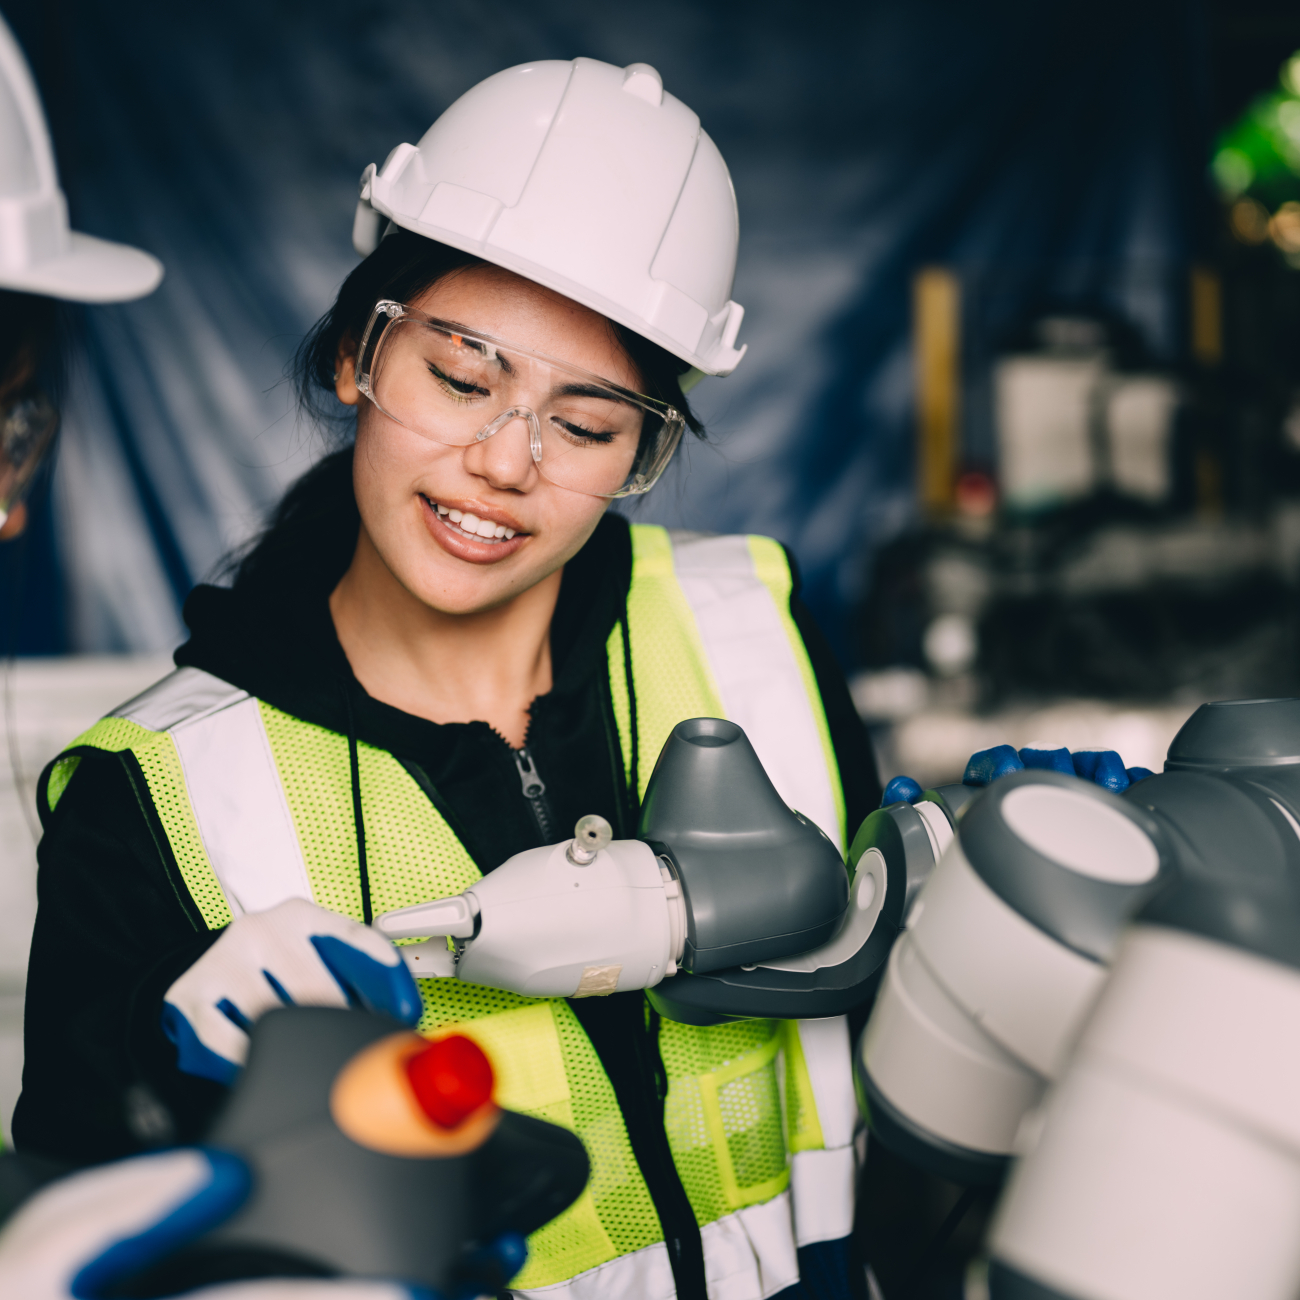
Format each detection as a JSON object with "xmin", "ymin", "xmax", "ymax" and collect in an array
[
  {"xmin": 161, "ymin": 1003, "xmax": 241, "ymax": 1087},
  {"xmin": 1071, "ymin": 749, "xmax": 1130, "ymax": 792},
  {"xmin": 1126, "ymin": 766, "xmax": 1154, "ymax": 784},
  {"xmin": 311, "ymin": 934, "xmax": 422, "ymax": 1027},
  {"xmin": 881, "ymin": 775, "xmax": 924, "ymax": 807},
  {"xmin": 1019, "ymin": 746, "xmax": 1074, "ymax": 775},
  {"xmin": 963, "ymin": 744, "xmax": 1023, "ymax": 787}
]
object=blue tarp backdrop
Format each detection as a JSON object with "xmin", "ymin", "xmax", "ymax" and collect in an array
[{"xmin": 3, "ymin": 0, "xmax": 1209, "ymax": 663}]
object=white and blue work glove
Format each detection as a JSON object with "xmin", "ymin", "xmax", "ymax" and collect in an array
[
  {"xmin": 163, "ymin": 898, "xmax": 421, "ymax": 1086},
  {"xmin": 881, "ymin": 743, "xmax": 1155, "ymax": 808},
  {"xmin": 0, "ymin": 1147, "xmax": 424, "ymax": 1300}
]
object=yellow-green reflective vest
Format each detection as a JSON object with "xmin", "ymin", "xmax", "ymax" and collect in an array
[{"xmin": 48, "ymin": 526, "xmax": 858, "ymax": 1300}]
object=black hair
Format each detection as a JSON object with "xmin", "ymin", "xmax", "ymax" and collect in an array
[
  {"xmin": 293, "ymin": 228, "xmax": 704, "ymax": 439},
  {"xmin": 231, "ymin": 229, "xmax": 705, "ymax": 591}
]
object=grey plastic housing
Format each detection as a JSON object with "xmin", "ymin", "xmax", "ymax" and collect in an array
[
  {"xmin": 638, "ymin": 717, "xmax": 848, "ymax": 973},
  {"xmin": 962, "ymin": 770, "xmax": 1177, "ymax": 962},
  {"xmin": 647, "ymin": 780, "xmax": 967, "ymax": 1025},
  {"xmin": 1128, "ymin": 697, "xmax": 1300, "ymax": 971},
  {"xmin": 118, "ymin": 1007, "xmax": 588, "ymax": 1293}
]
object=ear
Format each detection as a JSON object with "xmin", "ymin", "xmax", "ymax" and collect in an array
[{"xmin": 335, "ymin": 337, "xmax": 361, "ymax": 407}]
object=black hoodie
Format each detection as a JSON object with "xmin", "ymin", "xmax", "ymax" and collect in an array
[{"xmin": 14, "ymin": 501, "xmax": 878, "ymax": 1297}]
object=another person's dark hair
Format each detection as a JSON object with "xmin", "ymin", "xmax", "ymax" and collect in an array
[
  {"xmin": 293, "ymin": 228, "xmax": 704, "ymax": 438},
  {"xmin": 0, "ymin": 290, "xmax": 64, "ymax": 403}
]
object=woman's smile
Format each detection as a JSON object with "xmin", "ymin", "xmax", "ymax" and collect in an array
[{"xmin": 418, "ymin": 491, "xmax": 530, "ymax": 564}]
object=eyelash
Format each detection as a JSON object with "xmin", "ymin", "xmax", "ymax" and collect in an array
[
  {"xmin": 553, "ymin": 418, "xmax": 615, "ymax": 445},
  {"xmin": 428, "ymin": 364, "xmax": 488, "ymax": 403},
  {"xmin": 427, "ymin": 363, "xmax": 621, "ymax": 443}
]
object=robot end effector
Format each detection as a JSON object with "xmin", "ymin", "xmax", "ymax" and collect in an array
[{"xmin": 377, "ymin": 716, "xmax": 906, "ymax": 1021}]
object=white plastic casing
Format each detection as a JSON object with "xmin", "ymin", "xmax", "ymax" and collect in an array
[
  {"xmin": 991, "ymin": 925, "xmax": 1300, "ymax": 1300},
  {"xmin": 861, "ymin": 837, "xmax": 1108, "ymax": 1156},
  {"xmin": 355, "ymin": 58, "xmax": 745, "ymax": 376},
  {"xmin": 0, "ymin": 16, "xmax": 161, "ymax": 300},
  {"xmin": 455, "ymin": 837, "xmax": 682, "ymax": 998}
]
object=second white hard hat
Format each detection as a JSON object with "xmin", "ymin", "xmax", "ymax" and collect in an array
[
  {"xmin": 0, "ymin": 16, "xmax": 161, "ymax": 303},
  {"xmin": 353, "ymin": 58, "xmax": 746, "ymax": 377}
]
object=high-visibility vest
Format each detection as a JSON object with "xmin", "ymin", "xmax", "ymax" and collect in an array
[{"xmin": 48, "ymin": 526, "xmax": 858, "ymax": 1300}]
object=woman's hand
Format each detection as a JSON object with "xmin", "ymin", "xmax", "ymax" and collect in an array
[
  {"xmin": 0, "ymin": 1148, "xmax": 422, "ymax": 1300},
  {"xmin": 162, "ymin": 898, "xmax": 421, "ymax": 1085}
]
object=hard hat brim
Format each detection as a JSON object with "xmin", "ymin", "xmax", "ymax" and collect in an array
[{"xmin": 0, "ymin": 230, "xmax": 163, "ymax": 303}]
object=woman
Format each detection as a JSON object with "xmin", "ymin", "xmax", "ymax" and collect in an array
[{"xmin": 16, "ymin": 58, "xmax": 880, "ymax": 1300}]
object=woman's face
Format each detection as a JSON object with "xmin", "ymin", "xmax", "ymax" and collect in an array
[{"xmin": 338, "ymin": 264, "xmax": 640, "ymax": 616}]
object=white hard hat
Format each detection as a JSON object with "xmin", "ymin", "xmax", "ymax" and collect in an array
[
  {"xmin": 0, "ymin": 16, "xmax": 161, "ymax": 302},
  {"xmin": 353, "ymin": 58, "xmax": 746, "ymax": 378}
]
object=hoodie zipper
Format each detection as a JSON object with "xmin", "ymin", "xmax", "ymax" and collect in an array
[{"xmin": 513, "ymin": 746, "xmax": 556, "ymax": 842}]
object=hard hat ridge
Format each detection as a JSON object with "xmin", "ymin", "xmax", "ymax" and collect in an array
[{"xmin": 353, "ymin": 57, "xmax": 746, "ymax": 378}]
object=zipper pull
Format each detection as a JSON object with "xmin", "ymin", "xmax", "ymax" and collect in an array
[{"xmin": 514, "ymin": 747, "xmax": 546, "ymax": 799}]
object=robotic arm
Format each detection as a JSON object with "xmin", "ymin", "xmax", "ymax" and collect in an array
[
  {"xmin": 987, "ymin": 698, "xmax": 1300, "ymax": 1300},
  {"xmin": 378, "ymin": 717, "xmax": 881, "ymax": 1021}
]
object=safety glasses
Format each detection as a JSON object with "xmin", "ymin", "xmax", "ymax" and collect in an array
[{"xmin": 355, "ymin": 300, "xmax": 685, "ymax": 499}]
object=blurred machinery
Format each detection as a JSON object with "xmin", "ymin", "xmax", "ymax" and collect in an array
[{"xmin": 860, "ymin": 42, "xmax": 1300, "ymax": 716}]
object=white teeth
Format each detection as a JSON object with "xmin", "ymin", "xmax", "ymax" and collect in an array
[{"xmin": 433, "ymin": 501, "xmax": 520, "ymax": 543}]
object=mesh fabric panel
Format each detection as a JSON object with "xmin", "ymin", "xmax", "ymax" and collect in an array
[
  {"xmin": 782, "ymin": 1020, "xmax": 825, "ymax": 1153},
  {"xmin": 46, "ymin": 755, "xmax": 81, "ymax": 811},
  {"xmin": 420, "ymin": 992, "xmax": 661, "ymax": 1288},
  {"xmin": 663, "ymin": 1072, "xmax": 728, "ymax": 1225},
  {"xmin": 617, "ymin": 525, "xmax": 724, "ymax": 799},
  {"xmin": 719, "ymin": 1065, "xmax": 787, "ymax": 1192},
  {"xmin": 553, "ymin": 1002, "xmax": 663, "ymax": 1257},
  {"xmin": 659, "ymin": 1018, "xmax": 789, "ymax": 1215},
  {"xmin": 258, "ymin": 702, "xmax": 481, "ymax": 921},
  {"xmin": 65, "ymin": 718, "xmax": 231, "ymax": 929}
]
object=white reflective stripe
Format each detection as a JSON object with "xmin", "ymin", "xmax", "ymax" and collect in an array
[
  {"xmin": 702, "ymin": 1193, "xmax": 801, "ymax": 1299},
  {"xmin": 169, "ymin": 695, "xmax": 312, "ymax": 917},
  {"xmin": 510, "ymin": 1240, "xmax": 675, "ymax": 1300},
  {"xmin": 113, "ymin": 666, "xmax": 247, "ymax": 731},
  {"xmin": 794, "ymin": 1016, "xmax": 858, "ymax": 1147},
  {"xmin": 791, "ymin": 1146, "xmax": 856, "ymax": 1246},
  {"xmin": 509, "ymin": 1194, "xmax": 800, "ymax": 1300},
  {"xmin": 668, "ymin": 532, "xmax": 841, "ymax": 851}
]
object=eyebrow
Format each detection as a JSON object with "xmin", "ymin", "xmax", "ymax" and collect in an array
[{"xmin": 555, "ymin": 381, "xmax": 636, "ymax": 408}]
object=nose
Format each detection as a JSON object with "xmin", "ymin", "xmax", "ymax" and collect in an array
[{"xmin": 461, "ymin": 410, "xmax": 540, "ymax": 492}]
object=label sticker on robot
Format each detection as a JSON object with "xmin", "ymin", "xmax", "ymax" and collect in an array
[{"xmin": 573, "ymin": 965, "xmax": 622, "ymax": 997}]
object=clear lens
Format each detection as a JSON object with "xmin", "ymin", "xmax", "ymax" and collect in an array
[
  {"xmin": 0, "ymin": 389, "xmax": 57, "ymax": 521},
  {"xmin": 357, "ymin": 303, "xmax": 683, "ymax": 497}
]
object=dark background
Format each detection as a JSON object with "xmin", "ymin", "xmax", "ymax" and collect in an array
[{"xmin": 0, "ymin": 0, "xmax": 1261, "ymax": 668}]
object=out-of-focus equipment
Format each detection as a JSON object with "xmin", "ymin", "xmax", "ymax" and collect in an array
[
  {"xmin": 162, "ymin": 897, "xmax": 422, "ymax": 1086},
  {"xmin": 351, "ymin": 57, "xmax": 745, "ymax": 378},
  {"xmin": 0, "ymin": 16, "xmax": 162, "ymax": 301},
  {"xmin": 988, "ymin": 698, "xmax": 1300, "ymax": 1300},
  {"xmin": 0, "ymin": 1145, "xmax": 423, "ymax": 1300},
  {"xmin": 379, "ymin": 717, "xmax": 900, "ymax": 1022},
  {"xmin": 856, "ymin": 769, "xmax": 1174, "ymax": 1186},
  {"xmin": 0, "ymin": 1008, "xmax": 589, "ymax": 1300}
]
